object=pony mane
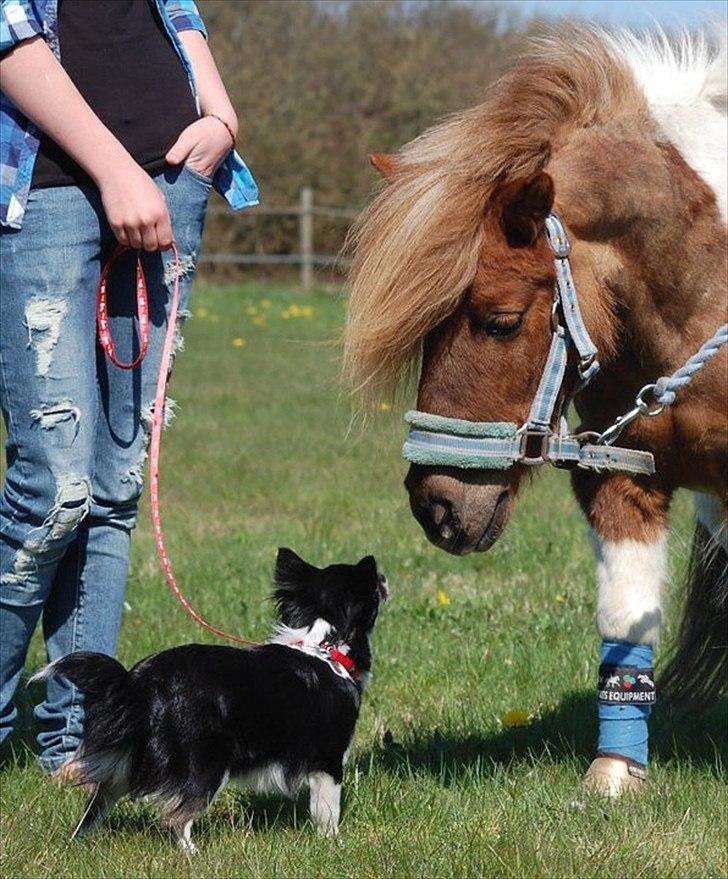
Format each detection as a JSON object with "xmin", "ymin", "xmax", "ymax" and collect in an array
[{"xmin": 343, "ymin": 24, "xmax": 724, "ymax": 404}]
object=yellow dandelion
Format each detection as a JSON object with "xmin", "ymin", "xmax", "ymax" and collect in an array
[
  {"xmin": 379, "ymin": 401, "xmax": 392, "ymax": 412},
  {"xmin": 260, "ymin": 299, "xmax": 272, "ymax": 309},
  {"xmin": 246, "ymin": 305, "xmax": 258, "ymax": 316},
  {"xmin": 195, "ymin": 307, "xmax": 209, "ymax": 319},
  {"xmin": 501, "ymin": 709, "xmax": 531, "ymax": 728},
  {"xmin": 232, "ymin": 337, "xmax": 247, "ymax": 348},
  {"xmin": 288, "ymin": 304, "xmax": 301, "ymax": 317},
  {"xmin": 436, "ymin": 590, "xmax": 451, "ymax": 606},
  {"xmin": 281, "ymin": 309, "xmax": 291, "ymax": 319},
  {"xmin": 301, "ymin": 305, "xmax": 314, "ymax": 318},
  {"xmin": 555, "ymin": 593, "xmax": 566, "ymax": 604},
  {"xmin": 251, "ymin": 314, "xmax": 267, "ymax": 327}
]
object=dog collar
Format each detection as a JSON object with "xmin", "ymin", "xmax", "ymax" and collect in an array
[
  {"xmin": 326, "ymin": 645, "xmax": 359, "ymax": 679},
  {"xmin": 288, "ymin": 639, "xmax": 360, "ymax": 682}
]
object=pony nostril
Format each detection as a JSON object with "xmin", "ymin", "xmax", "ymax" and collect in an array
[
  {"xmin": 430, "ymin": 497, "xmax": 458, "ymax": 541},
  {"xmin": 431, "ymin": 500, "xmax": 448, "ymax": 527}
]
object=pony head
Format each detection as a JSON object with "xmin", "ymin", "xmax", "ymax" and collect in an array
[{"xmin": 344, "ymin": 26, "xmax": 726, "ymax": 554}]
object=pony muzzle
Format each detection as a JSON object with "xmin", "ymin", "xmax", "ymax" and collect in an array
[{"xmin": 404, "ymin": 463, "xmax": 514, "ymax": 555}]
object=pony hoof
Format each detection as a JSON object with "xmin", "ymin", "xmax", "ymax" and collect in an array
[{"xmin": 582, "ymin": 756, "xmax": 648, "ymax": 798}]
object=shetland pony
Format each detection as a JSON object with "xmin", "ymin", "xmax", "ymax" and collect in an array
[{"xmin": 344, "ymin": 26, "xmax": 727, "ymax": 794}]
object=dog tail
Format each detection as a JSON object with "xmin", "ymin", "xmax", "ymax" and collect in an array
[{"xmin": 31, "ymin": 652, "xmax": 143, "ymax": 785}]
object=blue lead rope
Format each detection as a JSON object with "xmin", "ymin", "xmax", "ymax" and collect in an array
[{"xmin": 402, "ymin": 213, "xmax": 726, "ymax": 476}]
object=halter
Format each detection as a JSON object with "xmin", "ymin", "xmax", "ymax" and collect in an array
[{"xmin": 403, "ymin": 214, "xmax": 656, "ymax": 476}]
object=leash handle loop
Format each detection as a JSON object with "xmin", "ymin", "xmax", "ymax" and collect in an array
[
  {"xmin": 97, "ymin": 245, "xmax": 150, "ymax": 369},
  {"xmin": 97, "ymin": 242, "xmax": 260, "ymax": 648}
]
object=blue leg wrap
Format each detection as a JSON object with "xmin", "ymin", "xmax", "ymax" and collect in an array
[{"xmin": 597, "ymin": 640, "xmax": 654, "ymax": 767}]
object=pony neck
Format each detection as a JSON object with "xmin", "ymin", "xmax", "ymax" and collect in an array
[{"xmin": 572, "ymin": 202, "xmax": 726, "ymax": 387}]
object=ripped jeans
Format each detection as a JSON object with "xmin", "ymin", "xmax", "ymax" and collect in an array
[{"xmin": 0, "ymin": 164, "xmax": 210, "ymax": 771}]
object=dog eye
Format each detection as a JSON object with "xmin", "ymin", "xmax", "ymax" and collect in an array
[{"xmin": 480, "ymin": 312, "xmax": 523, "ymax": 338}]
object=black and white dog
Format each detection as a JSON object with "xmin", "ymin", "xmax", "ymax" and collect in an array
[{"xmin": 33, "ymin": 548, "xmax": 388, "ymax": 853}]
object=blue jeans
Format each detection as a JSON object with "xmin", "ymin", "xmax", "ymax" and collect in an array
[{"xmin": 0, "ymin": 164, "xmax": 210, "ymax": 771}]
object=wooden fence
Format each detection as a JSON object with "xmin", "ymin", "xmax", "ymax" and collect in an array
[{"xmin": 200, "ymin": 187, "xmax": 359, "ymax": 289}]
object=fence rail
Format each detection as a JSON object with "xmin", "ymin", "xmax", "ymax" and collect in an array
[{"xmin": 200, "ymin": 187, "xmax": 359, "ymax": 287}]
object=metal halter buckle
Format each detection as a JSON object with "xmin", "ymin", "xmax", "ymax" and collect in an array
[
  {"xmin": 578, "ymin": 352, "xmax": 598, "ymax": 379},
  {"xmin": 518, "ymin": 426, "xmax": 551, "ymax": 464}
]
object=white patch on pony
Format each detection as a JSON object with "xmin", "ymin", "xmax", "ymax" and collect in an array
[
  {"xmin": 592, "ymin": 531, "xmax": 667, "ymax": 645},
  {"xmin": 308, "ymin": 771, "xmax": 341, "ymax": 836},
  {"xmin": 695, "ymin": 491, "xmax": 728, "ymax": 554},
  {"xmin": 269, "ymin": 618, "xmax": 333, "ymax": 648},
  {"xmin": 607, "ymin": 28, "xmax": 728, "ymax": 222}
]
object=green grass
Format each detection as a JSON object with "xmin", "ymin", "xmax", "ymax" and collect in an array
[{"xmin": 1, "ymin": 283, "xmax": 726, "ymax": 879}]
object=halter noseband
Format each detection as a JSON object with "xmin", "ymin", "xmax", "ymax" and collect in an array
[{"xmin": 403, "ymin": 214, "xmax": 655, "ymax": 476}]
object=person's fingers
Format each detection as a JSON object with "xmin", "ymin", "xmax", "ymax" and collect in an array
[
  {"xmin": 165, "ymin": 126, "xmax": 196, "ymax": 165},
  {"xmin": 156, "ymin": 214, "xmax": 174, "ymax": 250},
  {"xmin": 141, "ymin": 223, "xmax": 159, "ymax": 253},
  {"xmin": 126, "ymin": 226, "xmax": 143, "ymax": 250},
  {"xmin": 112, "ymin": 223, "xmax": 129, "ymax": 247}
]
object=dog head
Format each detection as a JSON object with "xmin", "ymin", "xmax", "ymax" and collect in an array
[{"xmin": 272, "ymin": 548, "xmax": 388, "ymax": 670}]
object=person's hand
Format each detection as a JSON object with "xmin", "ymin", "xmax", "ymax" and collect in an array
[
  {"xmin": 165, "ymin": 116, "xmax": 235, "ymax": 179},
  {"xmin": 98, "ymin": 160, "xmax": 173, "ymax": 251}
]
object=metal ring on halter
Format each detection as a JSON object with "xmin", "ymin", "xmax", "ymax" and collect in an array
[
  {"xmin": 634, "ymin": 384, "xmax": 665, "ymax": 417},
  {"xmin": 550, "ymin": 296, "xmax": 561, "ymax": 331},
  {"xmin": 516, "ymin": 424, "xmax": 551, "ymax": 464}
]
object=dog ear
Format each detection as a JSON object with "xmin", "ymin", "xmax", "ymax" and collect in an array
[
  {"xmin": 274, "ymin": 547, "xmax": 317, "ymax": 587},
  {"xmin": 356, "ymin": 555, "xmax": 378, "ymax": 578},
  {"xmin": 273, "ymin": 549, "xmax": 320, "ymax": 626},
  {"xmin": 498, "ymin": 173, "xmax": 554, "ymax": 248}
]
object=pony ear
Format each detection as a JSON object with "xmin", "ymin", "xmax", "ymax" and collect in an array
[
  {"xmin": 369, "ymin": 153, "xmax": 398, "ymax": 180},
  {"xmin": 499, "ymin": 173, "xmax": 554, "ymax": 248},
  {"xmin": 274, "ymin": 547, "xmax": 317, "ymax": 588}
]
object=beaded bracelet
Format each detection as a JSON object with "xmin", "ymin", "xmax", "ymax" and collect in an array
[{"xmin": 205, "ymin": 113, "xmax": 236, "ymax": 149}]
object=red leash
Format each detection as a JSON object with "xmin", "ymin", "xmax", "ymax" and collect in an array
[{"xmin": 97, "ymin": 243, "xmax": 260, "ymax": 648}]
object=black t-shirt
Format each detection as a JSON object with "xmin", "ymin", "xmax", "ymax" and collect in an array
[{"xmin": 31, "ymin": 0, "xmax": 199, "ymax": 189}]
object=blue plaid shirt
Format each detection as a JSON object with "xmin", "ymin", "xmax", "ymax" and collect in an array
[{"xmin": 0, "ymin": 0, "xmax": 258, "ymax": 229}]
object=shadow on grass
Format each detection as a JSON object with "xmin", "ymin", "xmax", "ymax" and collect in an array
[
  {"xmin": 98, "ymin": 793, "xmax": 306, "ymax": 839},
  {"xmin": 361, "ymin": 690, "xmax": 728, "ymax": 784}
]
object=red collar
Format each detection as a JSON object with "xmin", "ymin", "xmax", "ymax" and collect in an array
[
  {"xmin": 289, "ymin": 639, "xmax": 360, "ymax": 681},
  {"xmin": 326, "ymin": 645, "xmax": 359, "ymax": 680}
]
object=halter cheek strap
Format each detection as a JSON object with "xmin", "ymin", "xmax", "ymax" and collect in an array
[{"xmin": 403, "ymin": 213, "xmax": 655, "ymax": 476}]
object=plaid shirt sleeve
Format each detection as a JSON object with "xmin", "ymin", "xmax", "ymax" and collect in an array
[
  {"xmin": 0, "ymin": 0, "xmax": 44, "ymax": 54},
  {"xmin": 163, "ymin": 0, "xmax": 207, "ymax": 40}
]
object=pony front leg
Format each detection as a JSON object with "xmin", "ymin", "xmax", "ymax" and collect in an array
[{"xmin": 572, "ymin": 472, "xmax": 671, "ymax": 796}]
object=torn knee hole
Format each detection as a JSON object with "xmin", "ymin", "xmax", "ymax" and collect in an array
[
  {"xmin": 30, "ymin": 402, "xmax": 81, "ymax": 445},
  {"xmin": 140, "ymin": 397, "xmax": 177, "ymax": 433},
  {"xmin": 0, "ymin": 476, "xmax": 90, "ymax": 586},
  {"xmin": 24, "ymin": 297, "xmax": 68, "ymax": 377},
  {"xmin": 164, "ymin": 254, "xmax": 196, "ymax": 288}
]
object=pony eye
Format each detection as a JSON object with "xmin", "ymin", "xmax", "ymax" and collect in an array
[{"xmin": 481, "ymin": 312, "xmax": 523, "ymax": 338}]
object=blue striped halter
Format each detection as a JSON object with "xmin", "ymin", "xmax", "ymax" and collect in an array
[{"xmin": 402, "ymin": 214, "xmax": 656, "ymax": 475}]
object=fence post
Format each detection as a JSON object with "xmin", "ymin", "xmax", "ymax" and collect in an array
[{"xmin": 300, "ymin": 186, "xmax": 314, "ymax": 290}]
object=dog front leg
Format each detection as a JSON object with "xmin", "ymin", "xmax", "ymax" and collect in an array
[{"xmin": 308, "ymin": 770, "xmax": 341, "ymax": 836}]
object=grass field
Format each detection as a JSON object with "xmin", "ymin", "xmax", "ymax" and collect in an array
[{"xmin": 1, "ymin": 282, "xmax": 726, "ymax": 879}]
